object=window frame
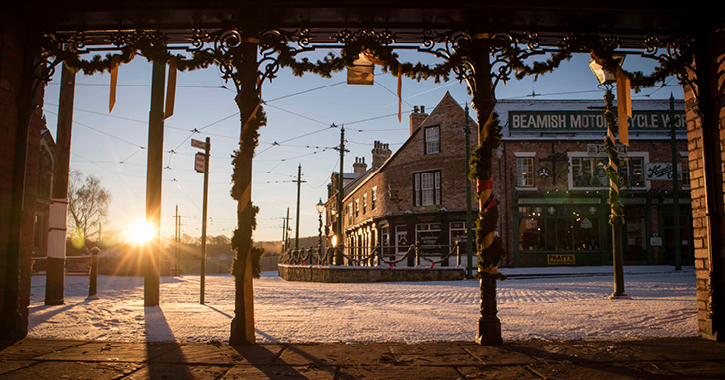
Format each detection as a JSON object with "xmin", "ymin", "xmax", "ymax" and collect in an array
[
  {"xmin": 514, "ymin": 152, "xmax": 536, "ymax": 190},
  {"xmin": 567, "ymin": 151, "xmax": 650, "ymax": 190},
  {"xmin": 413, "ymin": 170, "xmax": 442, "ymax": 207},
  {"xmin": 424, "ymin": 125, "xmax": 441, "ymax": 154}
]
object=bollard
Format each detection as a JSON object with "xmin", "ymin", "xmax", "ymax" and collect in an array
[
  {"xmin": 457, "ymin": 243, "xmax": 462, "ymax": 267},
  {"xmin": 414, "ymin": 241, "xmax": 420, "ymax": 267},
  {"xmin": 88, "ymin": 247, "xmax": 100, "ymax": 299}
]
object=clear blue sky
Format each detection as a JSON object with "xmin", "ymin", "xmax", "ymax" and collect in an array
[{"xmin": 42, "ymin": 49, "xmax": 684, "ymax": 244}]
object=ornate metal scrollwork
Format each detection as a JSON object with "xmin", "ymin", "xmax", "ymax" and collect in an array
[{"xmin": 641, "ymin": 35, "xmax": 697, "ymax": 100}]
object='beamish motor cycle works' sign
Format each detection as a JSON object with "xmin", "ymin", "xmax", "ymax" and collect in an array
[{"xmin": 509, "ymin": 110, "xmax": 685, "ymax": 132}]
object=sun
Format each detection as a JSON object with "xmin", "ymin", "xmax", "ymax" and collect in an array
[{"xmin": 129, "ymin": 220, "xmax": 155, "ymax": 245}]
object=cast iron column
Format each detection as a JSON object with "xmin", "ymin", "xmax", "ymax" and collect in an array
[
  {"xmin": 230, "ymin": 39, "xmax": 258, "ymax": 345},
  {"xmin": 46, "ymin": 63, "xmax": 75, "ymax": 305},
  {"xmin": 470, "ymin": 34, "xmax": 503, "ymax": 346}
]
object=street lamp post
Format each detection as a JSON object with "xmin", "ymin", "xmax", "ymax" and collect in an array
[
  {"xmin": 589, "ymin": 57, "xmax": 629, "ymax": 299},
  {"xmin": 316, "ymin": 198, "xmax": 325, "ymax": 260}
]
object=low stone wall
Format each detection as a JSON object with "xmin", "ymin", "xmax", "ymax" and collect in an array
[{"xmin": 278, "ymin": 264, "xmax": 466, "ymax": 283}]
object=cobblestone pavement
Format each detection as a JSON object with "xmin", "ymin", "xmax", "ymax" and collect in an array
[{"xmin": 1, "ymin": 337, "xmax": 724, "ymax": 379}]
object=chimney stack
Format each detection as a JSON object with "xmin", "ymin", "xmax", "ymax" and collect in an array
[
  {"xmin": 371, "ymin": 141, "xmax": 393, "ymax": 168},
  {"xmin": 353, "ymin": 157, "xmax": 368, "ymax": 174},
  {"xmin": 409, "ymin": 105, "xmax": 428, "ymax": 135}
]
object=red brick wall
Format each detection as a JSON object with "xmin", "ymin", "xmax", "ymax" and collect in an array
[
  {"xmin": 688, "ymin": 27, "xmax": 725, "ymax": 338},
  {"xmin": 341, "ymin": 94, "xmax": 478, "ymax": 232}
]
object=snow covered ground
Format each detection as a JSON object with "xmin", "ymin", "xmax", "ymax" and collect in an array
[{"xmin": 27, "ymin": 266, "xmax": 697, "ymax": 343}]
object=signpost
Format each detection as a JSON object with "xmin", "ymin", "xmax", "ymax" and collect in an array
[{"xmin": 192, "ymin": 137, "xmax": 210, "ymax": 304}]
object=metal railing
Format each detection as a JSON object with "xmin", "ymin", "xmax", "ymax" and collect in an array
[{"xmin": 279, "ymin": 241, "xmax": 463, "ymax": 268}]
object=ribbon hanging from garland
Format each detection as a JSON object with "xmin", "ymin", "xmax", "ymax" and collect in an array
[
  {"xmin": 108, "ymin": 52, "xmax": 135, "ymax": 113},
  {"xmin": 164, "ymin": 57, "xmax": 177, "ymax": 119},
  {"xmin": 616, "ymin": 67, "xmax": 632, "ymax": 146},
  {"xmin": 362, "ymin": 50, "xmax": 403, "ymax": 122}
]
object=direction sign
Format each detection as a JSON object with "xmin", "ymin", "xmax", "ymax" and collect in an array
[
  {"xmin": 195, "ymin": 152, "xmax": 206, "ymax": 173},
  {"xmin": 191, "ymin": 138, "xmax": 207, "ymax": 150}
]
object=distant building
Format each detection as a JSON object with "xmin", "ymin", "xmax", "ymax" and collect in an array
[
  {"xmin": 325, "ymin": 92, "xmax": 478, "ymax": 267},
  {"xmin": 33, "ymin": 122, "xmax": 55, "ymax": 259},
  {"xmin": 496, "ymin": 99, "xmax": 691, "ymax": 267},
  {"xmin": 326, "ymin": 94, "xmax": 692, "ymax": 268}
]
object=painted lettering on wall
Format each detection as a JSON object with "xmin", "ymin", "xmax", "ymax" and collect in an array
[{"xmin": 510, "ymin": 110, "xmax": 686, "ymax": 131}]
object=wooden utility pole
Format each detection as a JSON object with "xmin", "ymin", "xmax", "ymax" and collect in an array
[
  {"xmin": 293, "ymin": 164, "xmax": 306, "ymax": 250},
  {"xmin": 197, "ymin": 137, "xmax": 211, "ymax": 304},
  {"xmin": 46, "ymin": 63, "xmax": 75, "ymax": 305},
  {"xmin": 144, "ymin": 60, "xmax": 166, "ymax": 307}
]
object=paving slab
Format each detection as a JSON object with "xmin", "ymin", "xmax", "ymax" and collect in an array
[
  {"xmin": 0, "ymin": 339, "xmax": 87, "ymax": 360},
  {"xmin": 463, "ymin": 343, "xmax": 539, "ymax": 365},
  {"xmin": 33, "ymin": 341, "xmax": 178, "ymax": 362},
  {"xmin": 456, "ymin": 365, "xmax": 541, "ymax": 379},
  {"xmin": 121, "ymin": 363, "xmax": 231, "ymax": 379},
  {"xmin": 277, "ymin": 343, "xmax": 393, "ymax": 366},
  {"xmin": 221, "ymin": 364, "xmax": 336, "ymax": 380},
  {"xmin": 0, "ymin": 360, "xmax": 37, "ymax": 376},
  {"xmin": 389, "ymin": 342, "xmax": 480, "ymax": 366},
  {"xmin": 526, "ymin": 362, "xmax": 662, "ymax": 380},
  {"xmin": 0, "ymin": 361, "xmax": 142, "ymax": 380},
  {"xmin": 623, "ymin": 360, "xmax": 725, "ymax": 379},
  {"xmin": 336, "ymin": 364, "xmax": 461, "ymax": 380},
  {"xmin": 150, "ymin": 342, "xmax": 284, "ymax": 365}
]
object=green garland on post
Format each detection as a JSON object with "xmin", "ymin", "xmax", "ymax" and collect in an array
[
  {"xmin": 229, "ymin": 105, "xmax": 267, "ymax": 278},
  {"xmin": 468, "ymin": 112, "xmax": 506, "ymax": 280}
]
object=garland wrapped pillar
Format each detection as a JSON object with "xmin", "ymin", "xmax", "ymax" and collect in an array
[
  {"xmin": 602, "ymin": 88, "xmax": 628, "ymax": 299},
  {"xmin": 469, "ymin": 34, "xmax": 503, "ymax": 346},
  {"xmin": 230, "ymin": 38, "xmax": 260, "ymax": 345}
]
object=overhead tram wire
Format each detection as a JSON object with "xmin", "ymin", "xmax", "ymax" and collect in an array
[{"xmin": 44, "ymin": 109, "xmax": 145, "ymax": 149}]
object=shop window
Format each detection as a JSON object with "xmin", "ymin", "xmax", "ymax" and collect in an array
[
  {"xmin": 572, "ymin": 155, "xmax": 648, "ymax": 189},
  {"xmin": 619, "ymin": 157, "xmax": 645, "ymax": 188},
  {"xmin": 516, "ymin": 157, "xmax": 535, "ymax": 187},
  {"xmin": 414, "ymin": 171, "xmax": 441, "ymax": 206},
  {"xmin": 416, "ymin": 223, "xmax": 442, "ymax": 258},
  {"xmin": 518, "ymin": 206, "xmax": 600, "ymax": 252},
  {"xmin": 424, "ymin": 126, "xmax": 440, "ymax": 154},
  {"xmin": 571, "ymin": 157, "xmax": 609, "ymax": 187}
]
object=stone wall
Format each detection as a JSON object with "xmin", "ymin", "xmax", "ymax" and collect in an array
[{"xmin": 279, "ymin": 264, "xmax": 466, "ymax": 283}]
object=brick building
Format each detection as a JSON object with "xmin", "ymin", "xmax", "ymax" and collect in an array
[
  {"xmin": 494, "ymin": 99, "xmax": 690, "ymax": 267},
  {"xmin": 325, "ymin": 92, "xmax": 479, "ymax": 266}
]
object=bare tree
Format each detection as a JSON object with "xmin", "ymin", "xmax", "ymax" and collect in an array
[{"xmin": 67, "ymin": 170, "xmax": 111, "ymax": 246}]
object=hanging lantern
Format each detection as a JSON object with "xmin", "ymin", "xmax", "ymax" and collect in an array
[
  {"xmin": 347, "ymin": 53, "xmax": 374, "ymax": 85},
  {"xmin": 588, "ymin": 55, "xmax": 625, "ymax": 85}
]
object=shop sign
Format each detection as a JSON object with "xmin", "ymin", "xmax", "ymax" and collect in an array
[
  {"xmin": 509, "ymin": 110, "xmax": 685, "ymax": 132},
  {"xmin": 586, "ymin": 143, "xmax": 627, "ymax": 155},
  {"xmin": 646, "ymin": 163, "xmax": 683, "ymax": 181},
  {"xmin": 650, "ymin": 233, "xmax": 662, "ymax": 246},
  {"xmin": 547, "ymin": 254, "xmax": 575, "ymax": 265},
  {"xmin": 580, "ymin": 218, "xmax": 592, "ymax": 229}
]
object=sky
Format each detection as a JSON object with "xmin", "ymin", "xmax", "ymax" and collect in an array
[{"xmin": 41, "ymin": 48, "xmax": 684, "ymax": 244}]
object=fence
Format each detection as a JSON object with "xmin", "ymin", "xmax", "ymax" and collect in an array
[{"xmin": 279, "ymin": 241, "xmax": 466, "ymax": 268}]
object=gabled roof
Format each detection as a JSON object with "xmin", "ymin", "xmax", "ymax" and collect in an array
[{"xmin": 341, "ymin": 91, "xmax": 471, "ymax": 203}]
